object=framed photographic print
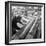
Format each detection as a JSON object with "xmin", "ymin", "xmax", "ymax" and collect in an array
[{"xmin": 5, "ymin": 1, "xmax": 45, "ymax": 45}]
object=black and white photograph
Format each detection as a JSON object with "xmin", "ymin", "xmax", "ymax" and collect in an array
[{"xmin": 5, "ymin": 1, "xmax": 45, "ymax": 45}]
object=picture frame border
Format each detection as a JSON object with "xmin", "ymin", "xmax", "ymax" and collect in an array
[{"xmin": 5, "ymin": 1, "xmax": 45, "ymax": 45}]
